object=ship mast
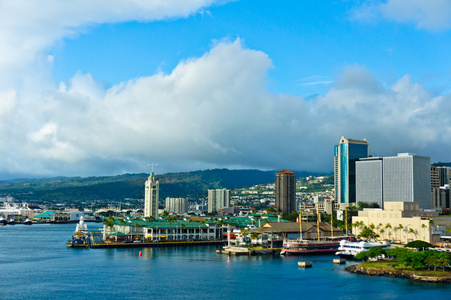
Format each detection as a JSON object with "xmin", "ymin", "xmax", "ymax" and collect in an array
[
  {"xmin": 331, "ymin": 200, "xmax": 334, "ymax": 238},
  {"xmin": 316, "ymin": 205, "xmax": 320, "ymax": 241},
  {"xmin": 299, "ymin": 209, "xmax": 302, "ymax": 240}
]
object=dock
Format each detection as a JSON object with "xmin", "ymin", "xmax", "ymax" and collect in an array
[{"xmin": 90, "ymin": 240, "xmax": 226, "ymax": 249}]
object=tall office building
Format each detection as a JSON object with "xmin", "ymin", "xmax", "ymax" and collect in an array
[
  {"xmin": 334, "ymin": 136, "xmax": 369, "ymax": 204},
  {"xmin": 275, "ymin": 170, "xmax": 296, "ymax": 216},
  {"xmin": 165, "ymin": 197, "xmax": 188, "ymax": 214},
  {"xmin": 144, "ymin": 173, "xmax": 159, "ymax": 218},
  {"xmin": 437, "ymin": 166, "xmax": 451, "ymax": 186},
  {"xmin": 356, "ymin": 153, "xmax": 431, "ymax": 209},
  {"xmin": 207, "ymin": 188, "xmax": 230, "ymax": 213}
]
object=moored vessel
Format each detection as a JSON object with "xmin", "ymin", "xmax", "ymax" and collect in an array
[
  {"xmin": 24, "ymin": 218, "xmax": 32, "ymax": 225},
  {"xmin": 67, "ymin": 216, "xmax": 90, "ymax": 248},
  {"xmin": 8, "ymin": 218, "xmax": 15, "ymax": 225},
  {"xmin": 335, "ymin": 240, "xmax": 392, "ymax": 259},
  {"xmin": 0, "ymin": 216, "xmax": 7, "ymax": 225}
]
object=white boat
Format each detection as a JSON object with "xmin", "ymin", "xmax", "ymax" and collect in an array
[
  {"xmin": 0, "ymin": 216, "xmax": 7, "ymax": 225},
  {"xmin": 24, "ymin": 218, "xmax": 32, "ymax": 225},
  {"xmin": 67, "ymin": 217, "xmax": 90, "ymax": 248},
  {"xmin": 335, "ymin": 240, "xmax": 392, "ymax": 259}
]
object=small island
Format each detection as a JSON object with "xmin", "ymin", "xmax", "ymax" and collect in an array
[{"xmin": 345, "ymin": 240, "xmax": 451, "ymax": 283}]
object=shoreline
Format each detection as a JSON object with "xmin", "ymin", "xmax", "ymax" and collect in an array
[{"xmin": 345, "ymin": 263, "xmax": 451, "ymax": 283}]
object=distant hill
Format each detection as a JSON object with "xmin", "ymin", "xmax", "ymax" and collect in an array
[
  {"xmin": 0, "ymin": 169, "xmax": 328, "ymax": 202},
  {"xmin": 432, "ymin": 162, "xmax": 451, "ymax": 167}
]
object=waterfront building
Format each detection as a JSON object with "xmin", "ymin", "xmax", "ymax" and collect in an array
[
  {"xmin": 207, "ymin": 188, "xmax": 230, "ymax": 213},
  {"xmin": 165, "ymin": 197, "xmax": 188, "ymax": 214},
  {"xmin": 356, "ymin": 153, "xmax": 431, "ymax": 209},
  {"xmin": 350, "ymin": 201, "xmax": 451, "ymax": 244},
  {"xmin": 144, "ymin": 172, "xmax": 159, "ymax": 218},
  {"xmin": 334, "ymin": 136, "xmax": 369, "ymax": 205},
  {"xmin": 275, "ymin": 170, "xmax": 296, "ymax": 216}
]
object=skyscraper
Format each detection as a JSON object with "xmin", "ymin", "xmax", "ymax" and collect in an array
[
  {"xmin": 207, "ymin": 188, "xmax": 230, "ymax": 213},
  {"xmin": 356, "ymin": 153, "xmax": 431, "ymax": 209},
  {"xmin": 334, "ymin": 136, "xmax": 369, "ymax": 204},
  {"xmin": 144, "ymin": 172, "xmax": 159, "ymax": 218},
  {"xmin": 275, "ymin": 170, "xmax": 296, "ymax": 216}
]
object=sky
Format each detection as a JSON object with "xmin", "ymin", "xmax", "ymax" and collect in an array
[{"xmin": 0, "ymin": 0, "xmax": 451, "ymax": 179}]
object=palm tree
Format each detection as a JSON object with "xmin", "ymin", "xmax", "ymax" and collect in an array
[
  {"xmin": 134, "ymin": 222, "xmax": 141, "ymax": 241},
  {"xmin": 421, "ymin": 223, "xmax": 427, "ymax": 240},
  {"xmin": 379, "ymin": 228, "xmax": 385, "ymax": 240},
  {"xmin": 408, "ymin": 228, "xmax": 416, "ymax": 241},
  {"xmin": 397, "ymin": 224, "xmax": 404, "ymax": 242},
  {"xmin": 385, "ymin": 223, "xmax": 392, "ymax": 240},
  {"xmin": 250, "ymin": 231, "xmax": 259, "ymax": 245}
]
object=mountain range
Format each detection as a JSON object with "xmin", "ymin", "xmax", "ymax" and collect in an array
[{"xmin": 0, "ymin": 169, "xmax": 327, "ymax": 202}]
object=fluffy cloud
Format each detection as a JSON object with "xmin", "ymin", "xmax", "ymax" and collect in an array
[
  {"xmin": 4, "ymin": 39, "xmax": 451, "ymax": 177},
  {"xmin": 0, "ymin": 1, "xmax": 450, "ymax": 178},
  {"xmin": 351, "ymin": 0, "xmax": 451, "ymax": 30}
]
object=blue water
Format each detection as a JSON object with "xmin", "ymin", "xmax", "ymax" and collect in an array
[{"xmin": 0, "ymin": 224, "xmax": 450, "ymax": 299}]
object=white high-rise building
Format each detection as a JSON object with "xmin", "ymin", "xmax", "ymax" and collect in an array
[
  {"xmin": 207, "ymin": 188, "xmax": 230, "ymax": 213},
  {"xmin": 165, "ymin": 197, "xmax": 188, "ymax": 214},
  {"xmin": 356, "ymin": 153, "xmax": 431, "ymax": 209},
  {"xmin": 144, "ymin": 173, "xmax": 159, "ymax": 218}
]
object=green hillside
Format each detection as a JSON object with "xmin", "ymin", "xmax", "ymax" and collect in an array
[{"xmin": 0, "ymin": 169, "xmax": 326, "ymax": 202}]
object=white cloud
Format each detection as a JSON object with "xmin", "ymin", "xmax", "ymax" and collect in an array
[
  {"xmin": 351, "ymin": 0, "xmax": 451, "ymax": 30},
  {"xmin": 0, "ymin": 1, "xmax": 450, "ymax": 178}
]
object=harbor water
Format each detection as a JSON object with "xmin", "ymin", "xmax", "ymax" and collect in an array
[{"xmin": 0, "ymin": 223, "xmax": 450, "ymax": 299}]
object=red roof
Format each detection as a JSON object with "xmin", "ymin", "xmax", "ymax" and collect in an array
[{"xmin": 275, "ymin": 170, "xmax": 296, "ymax": 175}]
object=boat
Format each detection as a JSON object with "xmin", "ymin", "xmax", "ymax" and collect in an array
[
  {"xmin": 67, "ymin": 216, "xmax": 90, "ymax": 248},
  {"xmin": 281, "ymin": 236, "xmax": 356, "ymax": 255},
  {"xmin": 24, "ymin": 218, "xmax": 32, "ymax": 225},
  {"xmin": 8, "ymin": 218, "xmax": 15, "ymax": 225},
  {"xmin": 281, "ymin": 206, "xmax": 356, "ymax": 255},
  {"xmin": 335, "ymin": 240, "xmax": 392, "ymax": 259},
  {"xmin": 0, "ymin": 216, "xmax": 7, "ymax": 225}
]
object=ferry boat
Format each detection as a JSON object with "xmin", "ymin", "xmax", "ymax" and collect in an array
[
  {"xmin": 67, "ymin": 216, "xmax": 90, "ymax": 248},
  {"xmin": 281, "ymin": 236, "xmax": 356, "ymax": 255},
  {"xmin": 335, "ymin": 240, "xmax": 392, "ymax": 259},
  {"xmin": 0, "ymin": 216, "xmax": 7, "ymax": 225}
]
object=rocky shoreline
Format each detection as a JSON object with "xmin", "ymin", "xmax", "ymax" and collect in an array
[{"xmin": 345, "ymin": 264, "xmax": 451, "ymax": 283}]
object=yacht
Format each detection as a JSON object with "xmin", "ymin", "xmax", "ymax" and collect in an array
[
  {"xmin": 335, "ymin": 240, "xmax": 392, "ymax": 259},
  {"xmin": 24, "ymin": 218, "xmax": 32, "ymax": 225},
  {"xmin": 0, "ymin": 216, "xmax": 7, "ymax": 225}
]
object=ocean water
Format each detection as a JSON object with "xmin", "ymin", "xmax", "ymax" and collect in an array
[{"xmin": 0, "ymin": 223, "xmax": 450, "ymax": 299}]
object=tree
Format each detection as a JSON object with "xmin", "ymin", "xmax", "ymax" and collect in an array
[
  {"xmin": 405, "ymin": 240, "xmax": 434, "ymax": 250},
  {"xmin": 162, "ymin": 210, "xmax": 169, "ymax": 217},
  {"xmin": 358, "ymin": 226, "xmax": 379, "ymax": 240},
  {"xmin": 250, "ymin": 232, "xmax": 259, "ymax": 245},
  {"xmin": 397, "ymin": 224, "xmax": 404, "ymax": 242}
]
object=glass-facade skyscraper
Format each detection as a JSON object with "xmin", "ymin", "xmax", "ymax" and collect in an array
[{"xmin": 334, "ymin": 136, "xmax": 369, "ymax": 204}]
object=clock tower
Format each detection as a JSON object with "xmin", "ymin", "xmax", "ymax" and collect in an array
[{"xmin": 144, "ymin": 172, "xmax": 159, "ymax": 218}]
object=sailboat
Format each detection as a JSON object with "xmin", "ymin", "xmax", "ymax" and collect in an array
[{"xmin": 280, "ymin": 203, "xmax": 354, "ymax": 255}]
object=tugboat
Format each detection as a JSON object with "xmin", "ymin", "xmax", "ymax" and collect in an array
[
  {"xmin": 67, "ymin": 216, "xmax": 90, "ymax": 248},
  {"xmin": 0, "ymin": 216, "xmax": 7, "ymax": 225},
  {"xmin": 24, "ymin": 218, "xmax": 32, "ymax": 225}
]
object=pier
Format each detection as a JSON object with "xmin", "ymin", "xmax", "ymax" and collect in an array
[{"xmin": 90, "ymin": 240, "xmax": 226, "ymax": 249}]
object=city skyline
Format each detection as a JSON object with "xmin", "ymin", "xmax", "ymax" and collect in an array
[{"xmin": 0, "ymin": 1, "xmax": 450, "ymax": 179}]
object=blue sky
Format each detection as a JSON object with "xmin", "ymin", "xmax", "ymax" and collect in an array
[{"xmin": 0, "ymin": 0, "xmax": 450, "ymax": 178}]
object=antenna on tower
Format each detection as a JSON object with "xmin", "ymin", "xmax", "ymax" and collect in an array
[{"xmin": 147, "ymin": 162, "xmax": 158, "ymax": 174}]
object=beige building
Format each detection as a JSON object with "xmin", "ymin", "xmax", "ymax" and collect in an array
[{"xmin": 352, "ymin": 201, "xmax": 451, "ymax": 245}]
